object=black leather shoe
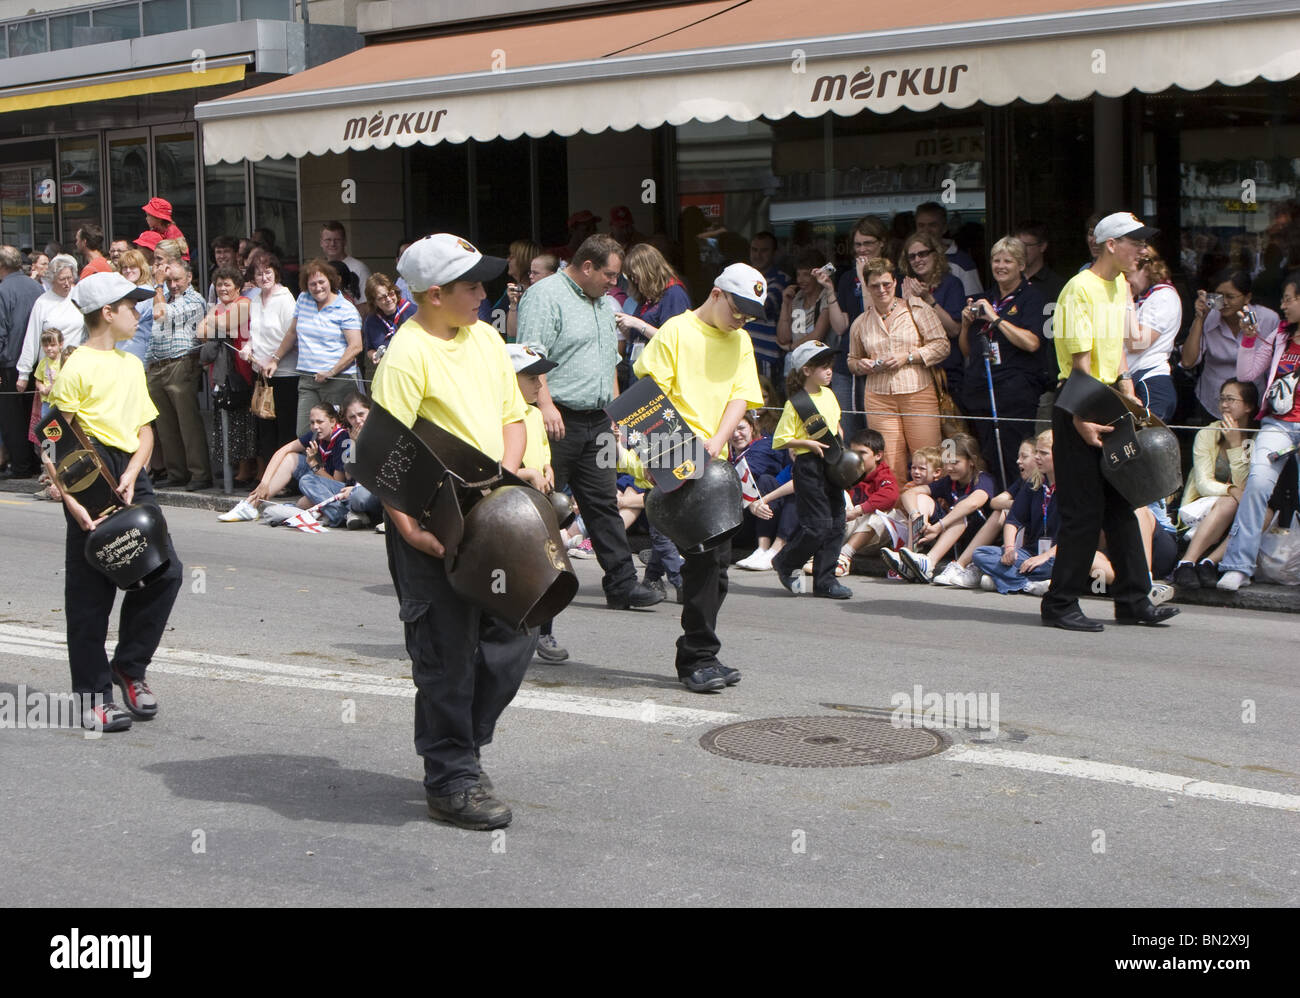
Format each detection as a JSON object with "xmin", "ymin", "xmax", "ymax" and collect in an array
[
  {"xmin": 607, "ymin": 581, "xmax": 665, "ymax": 610},
  {"xmin": 814, "ymin": 582, "xmax": 853, "ymax": 600},
  {"xmin": 1041, "ymin": 609, "xmax": 1104, "ymax": 632},
  {"xmin": 1115, "ymin": 603, "xmax": 1180, "ymax": 626},
  {"xmin": 426, "ymin": 785, "xmax": 511, "ymax": 829},
  {"xmin": 184, "ymin": 479, "xmax": 213, "ymax": 492},
  {"xmin": 680, "ymin": 665, "xmax": 727, "ymax": 693}
]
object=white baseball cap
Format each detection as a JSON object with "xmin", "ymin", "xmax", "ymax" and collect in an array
[
  {"xmin": 70, "ymin": 272, "xmax": 153, "ymax": 314},
  {"xmin": 789, "ymin": 340, "xmax": 836, "ymax": 371},
  {"xmin": 397, "ymin": 233, "xmax": 506, "ymax": 293},
  {"xmin": 507, "ymin": 343, "xmax": 557, "ymax": 375},
  {"xmin": 714, "ymin": 262, "xmax": 768, "ymax": 319},
  {"xmin": 1092, "ymin": 212, "xmax": 1158, "ymax": 244}
]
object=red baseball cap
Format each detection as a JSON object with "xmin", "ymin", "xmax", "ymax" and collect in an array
[
  {"xmin": 142, "ymin": 197, "xmax": 174, "ymax": 222},
  {"xmin": 567, "ymin": 210, "xmax": 600, "ymax": 229},
  {"xmin": 134, "ymin": 230, "xmax": 163, "ymax": 251}
]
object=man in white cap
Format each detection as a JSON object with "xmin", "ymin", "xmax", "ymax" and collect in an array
[
  {"xmin": 1042, "ymin": 211, "xmax": 1179, "ymax": 632},
  {"xmin": 370, "ymin": 233, "xmax": 536, "ymax": 830},
  {"xmin": 47, "ymin": 272, "xmax": 184, "ymax": 733},
  {"xmin": 634, "ymin": 263, "xmax": 766, "ymax": 693}
]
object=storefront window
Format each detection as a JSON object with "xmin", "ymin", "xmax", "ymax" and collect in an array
[
  {"xmin": 60, "ymin": 136, "xmax": 104, "ymax": 249},
  {"xmin": 204, "ymin": 161, "xmax": 247, "ymax": 266},
  {"xmin": 409, "ymin": 143, "xmax": 471, "ymax": 244},
  {"xmin": 253, "ymin": 157, "xmax": 299, "ymax": 264},
  {"xmin": 0, "ymin": 159, "xmax": 56, "ymax": 252},
  {"xmin": 153, "ymin": 129, "xmax": 197, "ymax": 251},
  {"xmin": 109, "ymin": 132, "xmax": 150, "ymax": 249},
  {"xmin": 1140, "ymin": 84, "xmax": 1300, "ymax": 310},
  {"xmin": 242, "ymin": 0, "xmax": 295, "ymax": 20}
]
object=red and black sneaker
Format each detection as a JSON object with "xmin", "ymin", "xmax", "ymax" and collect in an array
[
  {"xmin": 82, "ymin": 701, "xmax": 133, "ymax": 733},
  {"xmin": 111, "ymin": 667, "xmax": 158, "ymax": 720}
]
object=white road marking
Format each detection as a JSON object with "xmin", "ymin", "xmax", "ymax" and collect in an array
[
  {"xmin": 945, "ymin": 744, "xmax": 1300, "ymax": 812},
  {"xmin": 0, "ymin": 625, "xmax": 736, "ymax": 728}
]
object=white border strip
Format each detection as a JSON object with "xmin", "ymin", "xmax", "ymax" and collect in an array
[{"xmin": 946, "ymin": 744, "xmax": 1300, "ymax": 812}]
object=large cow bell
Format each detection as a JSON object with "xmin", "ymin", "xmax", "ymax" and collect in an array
[
  {"xmin": 85, "ymin": 504, "xmax": 172, "ymax": 591},
  {"xmin": 645, "ymin": 458, "xmax": 743, "ymax": 554},
  {"xmin": 825, "ymin": 447, "xmax": 866, "ymax": 490},
  {"xmin": 447, "ymin": 485, "xmax": 578, "ymax": 630}
]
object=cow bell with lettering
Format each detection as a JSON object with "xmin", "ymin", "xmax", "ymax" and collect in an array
[
  {"xmin": 1055, "ymin": 370, "xmax": 1183, "ymax": 506},
  {"xmin": 645, "ymin": 458, "xmax": 744, "ymax": 554},
  {"xmin": 84, "ymin": 504, "xmax": 172, "ymax": 591},
  {"xmin": 447, "ymin": 485, "xmax": 578, "ymax": 630}
]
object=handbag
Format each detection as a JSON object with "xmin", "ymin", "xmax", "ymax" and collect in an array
[
  {"xmin": 1265, "ymin": 370, "xmax": 1297, "ymax": 417},
  {"xmin": 251, "ymin": 375, "xmax": 276, "ymax": 419},
  {"xmin": 902, "ymin": 301, "xmax": 969, "ymax": 438}
]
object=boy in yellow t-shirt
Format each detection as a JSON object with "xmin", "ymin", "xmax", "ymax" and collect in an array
[
  {"xmin": 370, "ymin": 234, "xmax": 533, "ymax": 831},
  {"xmin": 507, "ymin": 342, "xmax": 568, "ymax": 664},
  {"xmin": 47, "ymin": 272, "xmax": 183, "ymax": 734},
  {"xmin": 771, "ymin": 340, "xmax": 851, "ymax": 599},
  {"xmin": 633, "ymin": 263, "xmax": 765, "ymax": 694}
]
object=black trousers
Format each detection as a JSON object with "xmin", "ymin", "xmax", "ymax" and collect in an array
[
  {"xmin": 676, "ymin": 541, "xmax": 731, "ymax": 677},
  {"xmin": 64, "ymin": 451, "xmax": 183, "ymax": 699},
  {"xmin": 548, "ymin": 404, "xmax": 637, "ymax": 600},
  {"xmin": 0, "ymin": 365, "xmax": 38, "ymax": 475},
  {"xmin": 387, "ymin": 521, "xmax": 537, "ymax": 796},
  {"xmin": 774, "ymin": 452, "xmax": 846, "ymax": 592},
  {"xmin": 1043, "ymin": 408, "xmax": 1150, "ymax": 617}
]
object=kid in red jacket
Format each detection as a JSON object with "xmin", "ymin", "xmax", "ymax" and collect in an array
[{"xmin": 838, "ymin": 428, "xmax": 901, "ymax": 575}]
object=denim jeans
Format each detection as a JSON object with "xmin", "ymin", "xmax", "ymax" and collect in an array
[
  {"xmin": 347, "ymin": 483, "xmax": 383, "ymax": 518},
  {"xmin": 296, "ymin": 462, "xmax": 348, "ymax": 526},
  {"xmin": 971, "ymin": 544, "xmax": 1054, "ymax": 594},
  {"xmin": 1219, "ymin": 417, "xmax": 1300, "ymax": 577},
  {"xmin": 643, "ymin": 523, "xmax": 683, "ymax": 587}
]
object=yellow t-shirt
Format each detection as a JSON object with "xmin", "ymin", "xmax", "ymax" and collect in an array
[
  {"xmin": 772, "ymin": 385, "xmax": 842, "ymax": 456},
  {"xmin": 1054, "ymin": 268, "xmax": 1130, "ymax": 384},
  {"xmin": 521, "ymin": 402, "xmax": 550, "ymax": 472},
  {"xmin": 34, "ymin": 355, "xmax": 60, "ymax": 386},
  {"xmin": 371, "ymin": 318, "xmax": 528, "ymax": 461},
  {"xmin": 49, "ymin": 347, "xmax": 157, "ymax": 454},
  {"xmin": 631, "ymin": 310, "xmax": 764, "ymax": 459},
  {"xmin": 616, "ymin": 446, "xmax": 653, "ymax": 490}
]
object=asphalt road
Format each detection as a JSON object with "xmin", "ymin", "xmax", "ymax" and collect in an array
[{"xmin": 2, "ymin": 496, "xmax": 1297, "ymax": 908}]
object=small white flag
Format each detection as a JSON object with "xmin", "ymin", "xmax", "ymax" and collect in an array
[{"xmin": 735, "ymin": 457, "xmax": 761, "ymax": 503}]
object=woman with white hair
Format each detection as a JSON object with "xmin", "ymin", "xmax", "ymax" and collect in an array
[{"xmin": 15, "ymin": 253, "xmax": 84, "ymax": 391}]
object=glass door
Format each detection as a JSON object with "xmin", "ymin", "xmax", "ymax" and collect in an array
[
  {"xmin": 59, "ymin": 135, "xmax": 103, "ymax": 248},
  {"xmin": 108, "ymin": 129, "xmax": 151, "ymax": 249},
  {"xmin": 152, "ymin": 126, "xmax": 196, "ymax": 252},
  {"xmin": 0, "ymin": 162, "xmax": 56, "ymax": 252}
]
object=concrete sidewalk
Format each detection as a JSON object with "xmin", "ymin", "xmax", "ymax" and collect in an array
[{"xmin": 5, "ymin": 475, "xmax": 1297, "ymax": 615}]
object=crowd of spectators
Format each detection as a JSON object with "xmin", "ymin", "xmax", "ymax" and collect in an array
[{"xmin": 1, "ymin": 195, "xmax": 1298, "ymax": 594}]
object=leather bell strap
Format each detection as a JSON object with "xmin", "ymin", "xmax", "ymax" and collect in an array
[{"xmin": 789, "ymin": 389, "xmax": 844, "ymax": 465}]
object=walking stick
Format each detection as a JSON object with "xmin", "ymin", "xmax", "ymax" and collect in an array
[{"xmin": 983, "ymin": 351, "xmax": 1008, "ymax": 489}]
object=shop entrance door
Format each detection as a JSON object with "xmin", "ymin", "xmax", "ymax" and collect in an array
[
  {"xmin": 0, "ymin": 161, "xmax": 57, "ymax": 253},
  {"xmin": 107, "ymin": 129, "xmax": 151, "ymax": 249}
]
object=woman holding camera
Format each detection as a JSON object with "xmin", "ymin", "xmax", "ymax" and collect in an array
[
  {"xmin": 776, "ymin": 250, "xmax": 836, "ymax": 368},
  {"xmin": 1179, "ymin": 269, "xmax": 1280, "ymax": 421},
  {"xmin": 957, "ymin": 236, "xmax": 1046, "ymax": 490}
]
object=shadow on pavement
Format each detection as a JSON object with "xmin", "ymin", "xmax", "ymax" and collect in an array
[
  {"xmin": 143, "ymin": 754, "xmax": 426, "ymax": 825},
  {"xmin": 841, "ymin": 598, "xmax": 1033, "ymax": 627},
  {"xmin": 333, "ymin": 642, "xmax": 407, "ymax": 660}
]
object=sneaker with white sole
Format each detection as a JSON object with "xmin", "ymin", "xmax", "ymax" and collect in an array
[
  {"xmin": 1216, "ymin": 570, "xmax": 1250, "ymax": 592},
  {"xmin": 898, "ymin": 548, "xmax": 933, "ymax": 583},
  {"xmin": 111, "ymin": 666, "xmax": 157, "ymax": 719},
  {"xmin": 345, "ymin": 511, "xmax": 371, "ymax": 530},
  {"xmin": 979, "ymin": 574, "xmax": 997, "ymax": 591},
  {"xmin": 569, "ymin": 538, "xmax": 596, "ymax": 559},
  {"xmin": 534, "ymin": 634, "xmax": 569, "ymax": 662},
  {"xmin": 735, "ymin": 549, "xmax": 774, "ymax": 571},
  {"xmin": 218, "ymin": 499, "xmax": 259, "ymax": 522},
  {"xmin": 880, "ymin": 547, "xmax": 909, "ymax": 581},
  {"xmin": 1149, "ymin": 581, "xmax": 1175, "ymax": 606},
  {"xmin": 81, "ymin": 701, "xmax": 133, "ymax": 733},
  {"xmin": 1023, "ymin": 579, "xmax": 1050, "ymax": 597},
  {"xmin": 934, "ymin": 562, "xmax": 979, "ymax": 588}
]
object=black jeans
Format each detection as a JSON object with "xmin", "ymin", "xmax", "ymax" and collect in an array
[
  {"xmin": 0, "ymin": 365, "xmax": 37, "ymax": 475},
  {"xmin": 676, "ymin": 541, "xmax": 731, "ymax": 677},
  {"xmin": 1043, "ymin": 408, "xmax": 1151, "ymax": 617},
  {"xmin": 774, "ymin": 452, "xmax": 846, "ymax": 592},
  {"xmin": 548, "ymin": 405, "xmax": 637, "ymax": 600},
  {"xmin": 63, "ymin": 450, "xmax": 183, "ymax": 699},
  {"xmin": 387, "ymin": 520, "xmax": 537, "ymax": 796}
]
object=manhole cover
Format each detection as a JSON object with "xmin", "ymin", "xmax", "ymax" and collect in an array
[{"xmin": 699, "ymin": 715, "xmax": 949, "ymax": 768}]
